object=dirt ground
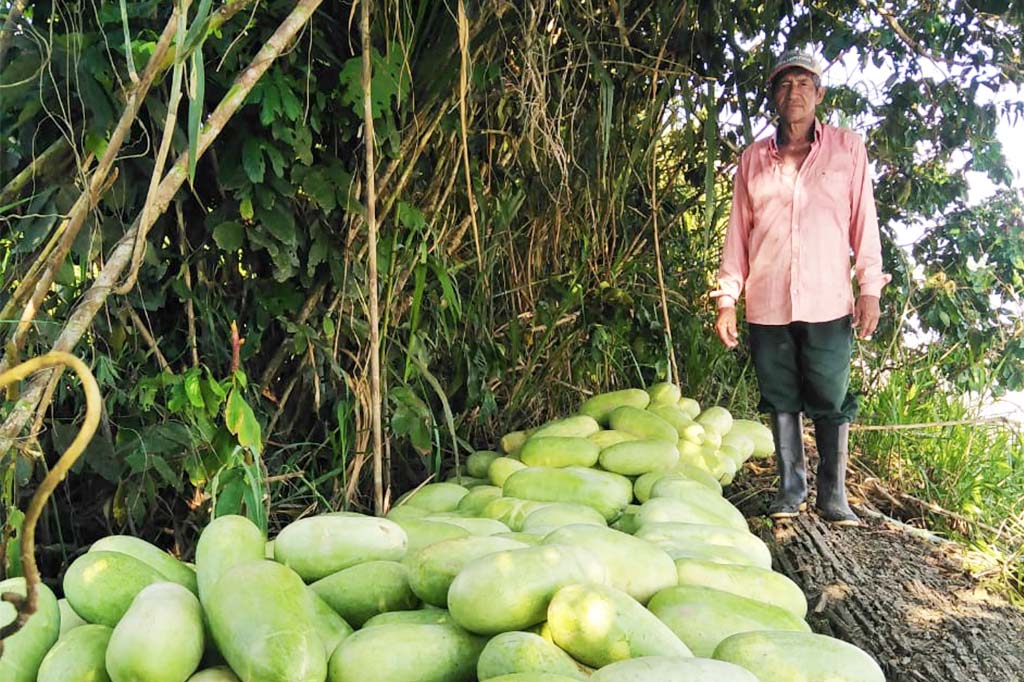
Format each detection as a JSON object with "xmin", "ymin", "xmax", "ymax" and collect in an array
[{"xmin": 730, "ymin": 454, "xmax": 1024, "ymax": 682}]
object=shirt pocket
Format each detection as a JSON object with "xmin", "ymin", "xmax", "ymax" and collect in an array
[
  {"xmin": 816, "ymin": 164, "xmax": 854, "ymax": 227},
  {"xmin": 818, "ymin": 166, "xmax": 851, "ymax": 200}
]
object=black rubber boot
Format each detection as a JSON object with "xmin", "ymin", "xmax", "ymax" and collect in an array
[
  {"xmin": 768, "ymin": 412, "xmax": 807, "ymax": 519},
  {"xmin": 814, "ymin": 421, "xmax": 860, "ymax": 526}
]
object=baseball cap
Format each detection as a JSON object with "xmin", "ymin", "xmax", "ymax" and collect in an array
[{"xmin": 767, "ymin": 49, "xmax": 823, "ymax": 87}]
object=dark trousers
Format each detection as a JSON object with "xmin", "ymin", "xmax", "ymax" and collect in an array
[{"xmin": 748, "ymin": 315, "xmax": 858, "ymax": 425}]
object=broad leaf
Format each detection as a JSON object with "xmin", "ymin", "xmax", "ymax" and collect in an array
[
  {"xmin": 257, "ymin": 202, "xmax": 297, "ymax": 246},
  {"xmin": 338, "ymin": 46, "xmax": 410, "ymax": 119},
  {"xmin": 213, "ymin": 221, "xmax": 244, "ymax": 251},
  {"xmin": 242, "ymin": 137, "xmax": 265, "ymax": 183},
  {"xmin": 226, "ymin": 389, "xmax": 262, "ymax": 454}
]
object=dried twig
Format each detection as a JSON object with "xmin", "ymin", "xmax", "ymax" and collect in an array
[
  {"xmin": 895, "ymin": 491, "xmax": 1007, "ymax": 539},
  {"xmin": 646, "ymin": 3, "xmax": 686, "ymax": 386},
  {"xmin": 456, "ymin": 0, "xmax": 483, "ymax": 270},
  {"xmin": 360, "ymin": 0, "xmax": 385, "ymax": 516},
  {"xmin": 265, "ymin": 471, "xmax": 305, "ymax": 484},
  {"xmin": 175, "ymin": 201, "xmax": 200, "ymax": 369},
  {"xmin": 125, "ymin": 306, "xmax": 172, "ymax": 374},
  {"xmin": 852, "ymin": 417, "xmax": 1019, "ymax": 432}
]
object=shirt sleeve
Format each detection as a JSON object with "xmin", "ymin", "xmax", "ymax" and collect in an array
[
  {"xmin": 713, "ymin": 158, "xmax": 752, "ymax": 308},
  {"xmin": 849, "ymin": 135, "xmax": 890, "ymax": 297}
]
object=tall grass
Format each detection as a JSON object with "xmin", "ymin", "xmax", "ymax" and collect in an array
[{"xmin": 856, "ymin": 352, "xmax": 1024, "ymax": 592}]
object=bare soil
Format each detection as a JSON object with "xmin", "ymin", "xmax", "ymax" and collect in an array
[{"xmin": 730, "ymin": 454, "xmax": 1024, "ymax": 682}]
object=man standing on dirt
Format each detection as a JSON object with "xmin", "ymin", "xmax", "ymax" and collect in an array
[{"xmin": 711, "ymin": 50, "xmax": 888, "ymax": 526}]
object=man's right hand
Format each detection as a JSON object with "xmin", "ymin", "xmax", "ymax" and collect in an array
[{"xmin": 715, "ymin": 307, "xmax": 739, "ymax": 349}]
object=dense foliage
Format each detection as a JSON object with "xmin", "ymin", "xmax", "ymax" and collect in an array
[{"xmin": 1, "ymin": 0, "xmax": 1022, "ymax": 571}]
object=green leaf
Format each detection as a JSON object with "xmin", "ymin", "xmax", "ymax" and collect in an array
[
  {"xmin": 323, "ymin": 315, "xmax": 336, "ymax": 338},
  {"xmin": 213, "ymin": 221, "xmax": 244, "ymax": 251},
  {"xmin": 179, "ymin": 0, "xmax": 214, "ymax": 60},
  {"xmin": 14, "ymin": 453, "xmax": 32, "ymax": 487},
  {"xmin": 79, "ymin": 74, "xmax": 116, "ymax": 133},
  {"xmin": 396, "ymin": 201, "xmax": 426, "ymax": 231},
  {"xmin": 291, "ymin": 127, "xmax": 314, "ymax": 165},
  {"xmin": 150, "ymin": 454, "xmax": 181, "ymax": 489},
  {"xmin": 389, "ymin": 386, "xmax": 433, "ymax": 455},
  {"xmin": 214, "ymin": 468, "xmax": 246, "ymax": 517},
  {"xmin": 205, "ymin": 368, "xmax": 227, "ymax": 399},
  {"xmin": 184, "ymin": 370, "xmax": 205, "ymax": 409},
  {"xmin": 98, "ymin": 0, "xmax": 159, "ymax": 23},
  {"xmin": 300, "ymin": 167, "xmax": 337, "ymax": 211},
  {"xmin": 337, "ymin": 46, "xmax": 410, "ymax": 119},
  {"xmin": 247, "ymin": 225, "xmax": 280, "ymax": 259},
  {"xmin": 239, "ymin": 196, "xmax": 254, "ymax": 221},
  {"xmin": 263, "ymin": 143, "xmax": 285, "ymax": 178},
  {"xmin": 260, "ymin": 80, "xmax": 281, "ymax": 126},
  {"xmin": 84, "ymin": 131, "xmax": 109, "ymax": 158},
  {"xmin": 2, "ymin": 507, "xmax": 25, "ymax": 577},
  {"xmin": 127, "ymin": 422, "xmax": 194, "ymax": 457},
  {"xmin": 280, "ymin": 82, "xmax": 302, "ymax": 121},
  {"xmin": 131, "ymin": 39, "xmax": 157, "ymax": 67},
  {"xmin": 257, "ymin": 202, "xmax": 297, "ymax": 246},
  {"xmin": 293, "ymin": 330, "xmax": 308, "ymax": 354},
  {"xmin": 242, "ymin": 137, "xmax": 265, "ymax": 183},
  {"xmin": 187, "ymin": 49, "xmax": 205, "ymax": 182},
  {"xmin": 430, "ymin": 259, "xmax": 463, "ymax": 318},
  {"xmin": 307, "ymin": 231, "xmax": 329, "ymax": 277},
  {"xmin": 167, "ymin": 382, "xmax": 190, "ymax": 412},
  {"xmin": 54, "ymin": 259, "xmax": 76, "ymax": 287},
  {"xmin": 268, "ymin": 249, "xmax": 300, "ymax": 282},
  {"xmin": 226, "ymin": 389, "xmax": 262, "ymax": 454},
  {"xmin": 240, "ymin": 459, "xmax": 268, "ymax": 534},
  {"xmin": 119, "ymin": 0, "xmax": 137, "ymax": 80}
]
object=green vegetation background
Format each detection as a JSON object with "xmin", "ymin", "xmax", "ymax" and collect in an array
[{"xmin": 1, "ymin": 0, "xmax": 1022, "ymax": 587}]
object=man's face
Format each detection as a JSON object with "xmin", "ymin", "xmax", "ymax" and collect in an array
[{"xmin": 771, "ymin": 68, "xmax": 825, "ymax": 124}]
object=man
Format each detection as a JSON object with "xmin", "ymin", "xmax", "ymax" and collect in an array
[{"xmin": 712, "ymin": 49, "xmax": 889, "ymax": 526}]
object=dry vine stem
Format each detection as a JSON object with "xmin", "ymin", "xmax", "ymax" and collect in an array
[
  {"xmin": 360, "ymin": 0, "xmax": 385, "ymax": 516},
  {"xmin": 0, "ymin": 352, "xmax": 101, "ymax": 651}
]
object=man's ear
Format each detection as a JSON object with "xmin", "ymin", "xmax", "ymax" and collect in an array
[{"xmin": 815, "ymin": 86, "xmax": 826, "ymax": 105}]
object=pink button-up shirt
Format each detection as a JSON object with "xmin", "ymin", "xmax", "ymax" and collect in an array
[{"xmin": 714, "ymin": 120, "xmax": 889, "ymax": 325}]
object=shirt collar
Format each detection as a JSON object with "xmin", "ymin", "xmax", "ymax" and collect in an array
[{"xmin": 769, "ymin": 119, "xmax": 823, "ymax": 152}]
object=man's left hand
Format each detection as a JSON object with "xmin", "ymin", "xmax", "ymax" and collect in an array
[{"xmin": 853, "ymin": 295, "xmax": 880, "ymax": 339}]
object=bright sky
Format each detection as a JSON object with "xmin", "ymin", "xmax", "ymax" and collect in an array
[{"xmin": 823, "ymin": 52, "xmax": 1024, "ymax": 198}]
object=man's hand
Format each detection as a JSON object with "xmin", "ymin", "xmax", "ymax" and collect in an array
[
  {"xmin": 715, "ymin": 307, "xmax": 739, "ymax": 349},
  {"xmin": 853, "ymin": 295, "xmax": 880, "ymax": 339}
]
